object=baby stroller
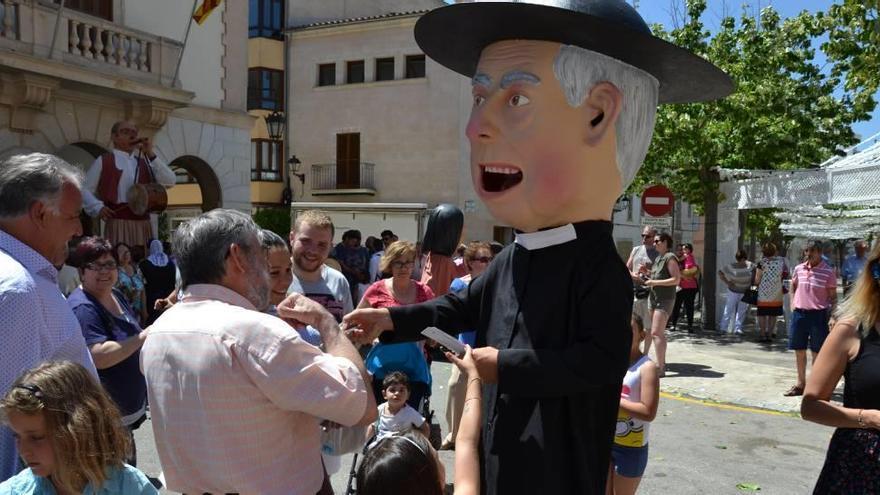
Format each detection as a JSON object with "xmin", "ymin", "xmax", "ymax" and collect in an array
[
  {"xmin": 363, "ymin": 341, "xmax": 441, "ymax": 447},
  {"xmin": 345, "ymin": 343, "xmax": 442, "ymax": 493}
]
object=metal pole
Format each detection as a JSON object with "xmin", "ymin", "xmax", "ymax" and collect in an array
[
  {"xmin": 173, "ymin": 0, "xmax": 200, "ymax": 87},
  {"xmin": 49, "ymin": 0, "xmax": 67, "ymax": 58}
]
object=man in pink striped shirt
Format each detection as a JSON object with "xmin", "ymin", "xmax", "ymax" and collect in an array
[
  {"xmin": 142, "ymin": 209, "xmax": 376, "ymax": 494},
  {"xmin": 784, "ymin": 240, "xmax": 837, "ymax": 397}
]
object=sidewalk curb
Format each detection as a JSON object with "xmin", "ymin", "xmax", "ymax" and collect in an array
[{"xmin": 660, "ymin": 387, "xmax": 802, "ymax": 417}]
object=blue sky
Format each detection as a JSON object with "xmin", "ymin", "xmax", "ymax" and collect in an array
[{"xmin": 636, "ymin": 0, "xmax": 880, "ymax": 144}]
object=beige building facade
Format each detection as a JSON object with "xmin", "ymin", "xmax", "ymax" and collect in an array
[
  {"xmin": 287, "ymin": 5, "xmax": 501, "ymax": 242},
  {"xmin": 0, "ymin": 0, "xmax": 254, "ymax": 236}
]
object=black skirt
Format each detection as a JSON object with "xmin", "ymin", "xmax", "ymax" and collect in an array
[{"xmin": 814, "ymin": 428, "xmax": 880, "ymax": 494}]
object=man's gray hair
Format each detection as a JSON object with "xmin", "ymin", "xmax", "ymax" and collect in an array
[
  {"xmin": 0, "ymin": 153, "xmax": 82, "ymax": 220},
  {"xmin": 173, "ymin": 209, "xmax": 261, "ymax": 289},
  {"xmin": 553, "ymin": 45, "xmax": 659, "ymax": 189}
]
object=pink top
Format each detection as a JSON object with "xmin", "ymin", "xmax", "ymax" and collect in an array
[
  {"xmin": 141, "ymin": 284, "xmax": 368, "ymax": 495},
  {"xmin": 791, "ymin": 261, "xmax": 837, "ymax": 310},
  {"xmin": 363, "ymin": 279, "xmax": 435, "ymax": 309},
  {"xmin": 679, "ymin": 254, "xmax": 699, "ymax": 290}
]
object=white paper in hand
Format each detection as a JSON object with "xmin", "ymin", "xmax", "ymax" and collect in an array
[{"xmin": 421, "ymin": 327, "xmax": 466, "ymax": 356}]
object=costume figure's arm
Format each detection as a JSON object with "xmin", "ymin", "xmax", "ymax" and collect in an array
[
  {"xmin": 148, "ymin": 156, "xmax": 176, "ymax": 186},
  {"xmin": 496, "ymin": 279, "xmax": 631, "ymax": 397}
]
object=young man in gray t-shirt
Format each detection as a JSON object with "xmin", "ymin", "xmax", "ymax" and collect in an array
[{"xmin": 288, "ymin": 211, "xmax": 353, "ymax": 322}]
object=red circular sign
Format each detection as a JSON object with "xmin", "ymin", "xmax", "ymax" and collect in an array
[{"xmin": 641, "ymin": 185, "xmax": 675, "ymax": 217}]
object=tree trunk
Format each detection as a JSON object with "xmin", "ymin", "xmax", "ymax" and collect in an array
[{"xmin": 702, "ymin": 170, "xmax": 720, "ymax": 331}]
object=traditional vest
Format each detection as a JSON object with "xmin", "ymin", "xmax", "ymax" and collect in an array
[{"xmin": 96, "ymin": 152, "xmax": 152, "ymax": 220}]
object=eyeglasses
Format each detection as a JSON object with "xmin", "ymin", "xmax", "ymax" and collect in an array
[
  {"xmin": 84, "ymin": 261, "xmax": 118, "ymax": 272},
  {"xmin": 472, "ymin": 256, "xmax": 493, "ymax": 263},
  {"xmin": 391, "ymin": 260, "xmax": 415, "ymax": 269}
]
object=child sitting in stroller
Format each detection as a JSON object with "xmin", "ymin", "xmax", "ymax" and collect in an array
[{"xmin": 367, "ymin": 372, "xmax": 430, "ymax": 448}]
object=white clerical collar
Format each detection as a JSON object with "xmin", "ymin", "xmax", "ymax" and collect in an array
[{"xmin": 514, "ymin": 224, "xmax": 577, "ymax": 251}]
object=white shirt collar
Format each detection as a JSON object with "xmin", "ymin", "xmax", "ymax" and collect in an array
[{"xmin": 514, "ymin": 224, "xmax": 577, "ymax": 251}]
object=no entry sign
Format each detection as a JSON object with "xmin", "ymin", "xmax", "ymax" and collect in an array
[{"xmin": 641, "ymin": 185, "xmax": 675, "ymax": 217}]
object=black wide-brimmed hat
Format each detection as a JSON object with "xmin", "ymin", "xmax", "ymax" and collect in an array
[{"xmin": 414, "ymin": 0, "xmax": 734, "ymax": 103}]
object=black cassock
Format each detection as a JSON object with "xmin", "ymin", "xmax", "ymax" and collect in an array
[{"xmin": 385, "ymin": 220, "xmax": 632, "ymax": 495}]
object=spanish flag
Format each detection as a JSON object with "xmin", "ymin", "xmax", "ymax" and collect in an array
[{"xmin": 192, "ymin": 0, "xmax": 222, "ymax": 25}]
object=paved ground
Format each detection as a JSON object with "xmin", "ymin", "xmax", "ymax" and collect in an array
[{"xmin": 133, "ymin": 318, "xmax": 840, "ymax": 494}]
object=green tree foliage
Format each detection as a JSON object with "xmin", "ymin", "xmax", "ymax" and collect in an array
[
  {"xmin": 632, "ymin": 0, "xmax": 879, "ymax": 208},
  {"xmin": 252, "ymin": 207, "xmax": 292, "ymax": 240}
]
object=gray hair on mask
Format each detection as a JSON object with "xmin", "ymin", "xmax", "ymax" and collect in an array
[
  {"xmin": 172, "ymin": 209, "xmax": 261, "ymax": 289},
  {"xmin": 0, "ymin": 153, "xmax": 82, "ymax": 220},
  {"xmin": 553, "ymin": 45, "xmax": 659, "ymax": 189}
]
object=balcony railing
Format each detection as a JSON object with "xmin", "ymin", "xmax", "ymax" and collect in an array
[
  {"xmin": 311, "ymin": 162, "xmax": 375, "ymax": 193},
  {"xmin": 0, "ymin": 1, "xmax": 184, "ymax": 89},
  {"xmin": 0, "ymin": 0, "xmax": 19, "ymax": 40}
]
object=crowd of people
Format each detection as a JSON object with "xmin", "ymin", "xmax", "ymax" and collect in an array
[{"xmin": 1, "ymin": 149, "xmax": 878, "ymax": 494}]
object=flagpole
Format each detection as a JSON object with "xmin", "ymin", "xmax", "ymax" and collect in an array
[
  {"xmin": 173, "ymin": 0, "xmax": 200, "ymax": 87},
  {"xmin": 49, "ymin": 0, "xmax": 67, "ymax": 58}
]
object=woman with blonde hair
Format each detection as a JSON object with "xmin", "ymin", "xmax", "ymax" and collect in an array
[
  {"xmin": 359, "ymin": 241, "xmax": 435, "ymax": 408},
  {"xmin": 0, "ymin": 361, "xmax": 156, "ymax": 494},
  {"xmin": 802, "ymin": 241, "xmax": 880, "ymax": 492}
]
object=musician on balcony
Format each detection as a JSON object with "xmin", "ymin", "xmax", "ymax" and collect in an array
[{"xmin": 82, "ymin": 121, "xmax": 175, "ymax": 249}]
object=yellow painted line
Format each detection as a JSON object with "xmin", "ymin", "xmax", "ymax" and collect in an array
[{"xmin": 660, "ymin": 391, "xmax": 800, "ymax": 418}]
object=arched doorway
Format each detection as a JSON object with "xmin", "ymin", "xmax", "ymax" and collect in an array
[
  {"xmin": 56, "ymin": 142, "xmax": 108, "ymax": 237},
  {"xmin": 168, "ymin": 155, "xmax": 222, "ymax": 212}
]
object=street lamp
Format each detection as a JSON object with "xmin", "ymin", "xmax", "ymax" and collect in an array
[
  {"xmin": 612, "ymin": 195, "xmax": 631, "ymax": 213},
  {"xmin": 264, "ymin": 111, "xmax": 284, "ymax": 141},
  {"xmin": 288, "ymin": 155, "xmax": 304, "ymax": 185}
]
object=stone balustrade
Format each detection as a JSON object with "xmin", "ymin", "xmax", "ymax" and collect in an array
[
  {"xmin": 0, "ymin": 0, "xmax": 19, "ymax": 40},
  {"xmin": 0, "ymin": 1, "xmax": 184, "ymax": 89}
]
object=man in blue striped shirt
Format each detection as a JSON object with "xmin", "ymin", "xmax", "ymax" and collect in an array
[{"xmin": 0, "ymin": 153, "xmax": 97, "ymax": 481}]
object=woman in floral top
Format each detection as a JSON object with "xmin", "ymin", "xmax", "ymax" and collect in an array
[
  {"xmin": 114, "ymin": 242, "xmax": 147, "ymax": 324},
  {"xmin": 754, "ymin": 242, "xmax": 788, "ymax": 343}
]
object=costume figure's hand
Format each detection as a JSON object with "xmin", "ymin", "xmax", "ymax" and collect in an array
[
  {"xmin": 342, "ymin": 308, "xmax": 393, "ymax": 345},
  {"xmin": 471, "ymin": 346, "xmax": 499, "ymax": 384},
  {"xmin": 98, "ymin": 206, "xmax": 114, "ymax": 220},
  {"xmin": 277, "ymin": 292, "xmax": 331, "ymax": 330},
  {"xmin": 446, "ymin": 345, "xmax": 479, "ymax": 378}
]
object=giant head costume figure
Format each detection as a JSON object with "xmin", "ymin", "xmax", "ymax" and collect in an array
[{"xmin": 415, "ymin": 0, "xmax": 733, "ymax": 232}]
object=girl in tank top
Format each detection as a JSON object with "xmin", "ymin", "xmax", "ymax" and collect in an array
[{"xmin": 610, "ymin": 313, "xmax": 660, "ymax": 495}]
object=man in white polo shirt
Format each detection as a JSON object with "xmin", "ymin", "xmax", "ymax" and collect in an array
[{"xmin": 784, "ymin": 240, "xmax": 837, "ymax": 397}]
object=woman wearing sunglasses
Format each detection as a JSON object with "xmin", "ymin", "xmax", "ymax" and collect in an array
[{"xmin": 642, "ymin": 233, "xmax": 681, "ymax": 377}]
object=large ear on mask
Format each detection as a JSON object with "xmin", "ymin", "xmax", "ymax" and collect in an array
[{"xmin": 583, "ymin": 82, "xmax": 622, "ymax": 146}]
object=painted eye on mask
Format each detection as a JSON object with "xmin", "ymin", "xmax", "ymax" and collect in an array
[{"xmin": 508, "ymin": 94, "xmax": 530, "ymax": 107}]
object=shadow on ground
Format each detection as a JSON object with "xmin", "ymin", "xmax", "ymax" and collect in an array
[{"xmin": 664, "ymin": 362, "xmax": 725, "ymax": 379}]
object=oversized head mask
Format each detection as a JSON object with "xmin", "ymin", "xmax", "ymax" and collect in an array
[{"xmin": 415, "ymin": 0, "xmax": 733, "ymax": 232}]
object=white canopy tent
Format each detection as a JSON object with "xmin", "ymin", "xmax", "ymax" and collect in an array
[{"xmin": 712, "ymin": 133, "xmax": 880, "ymax": 324}]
